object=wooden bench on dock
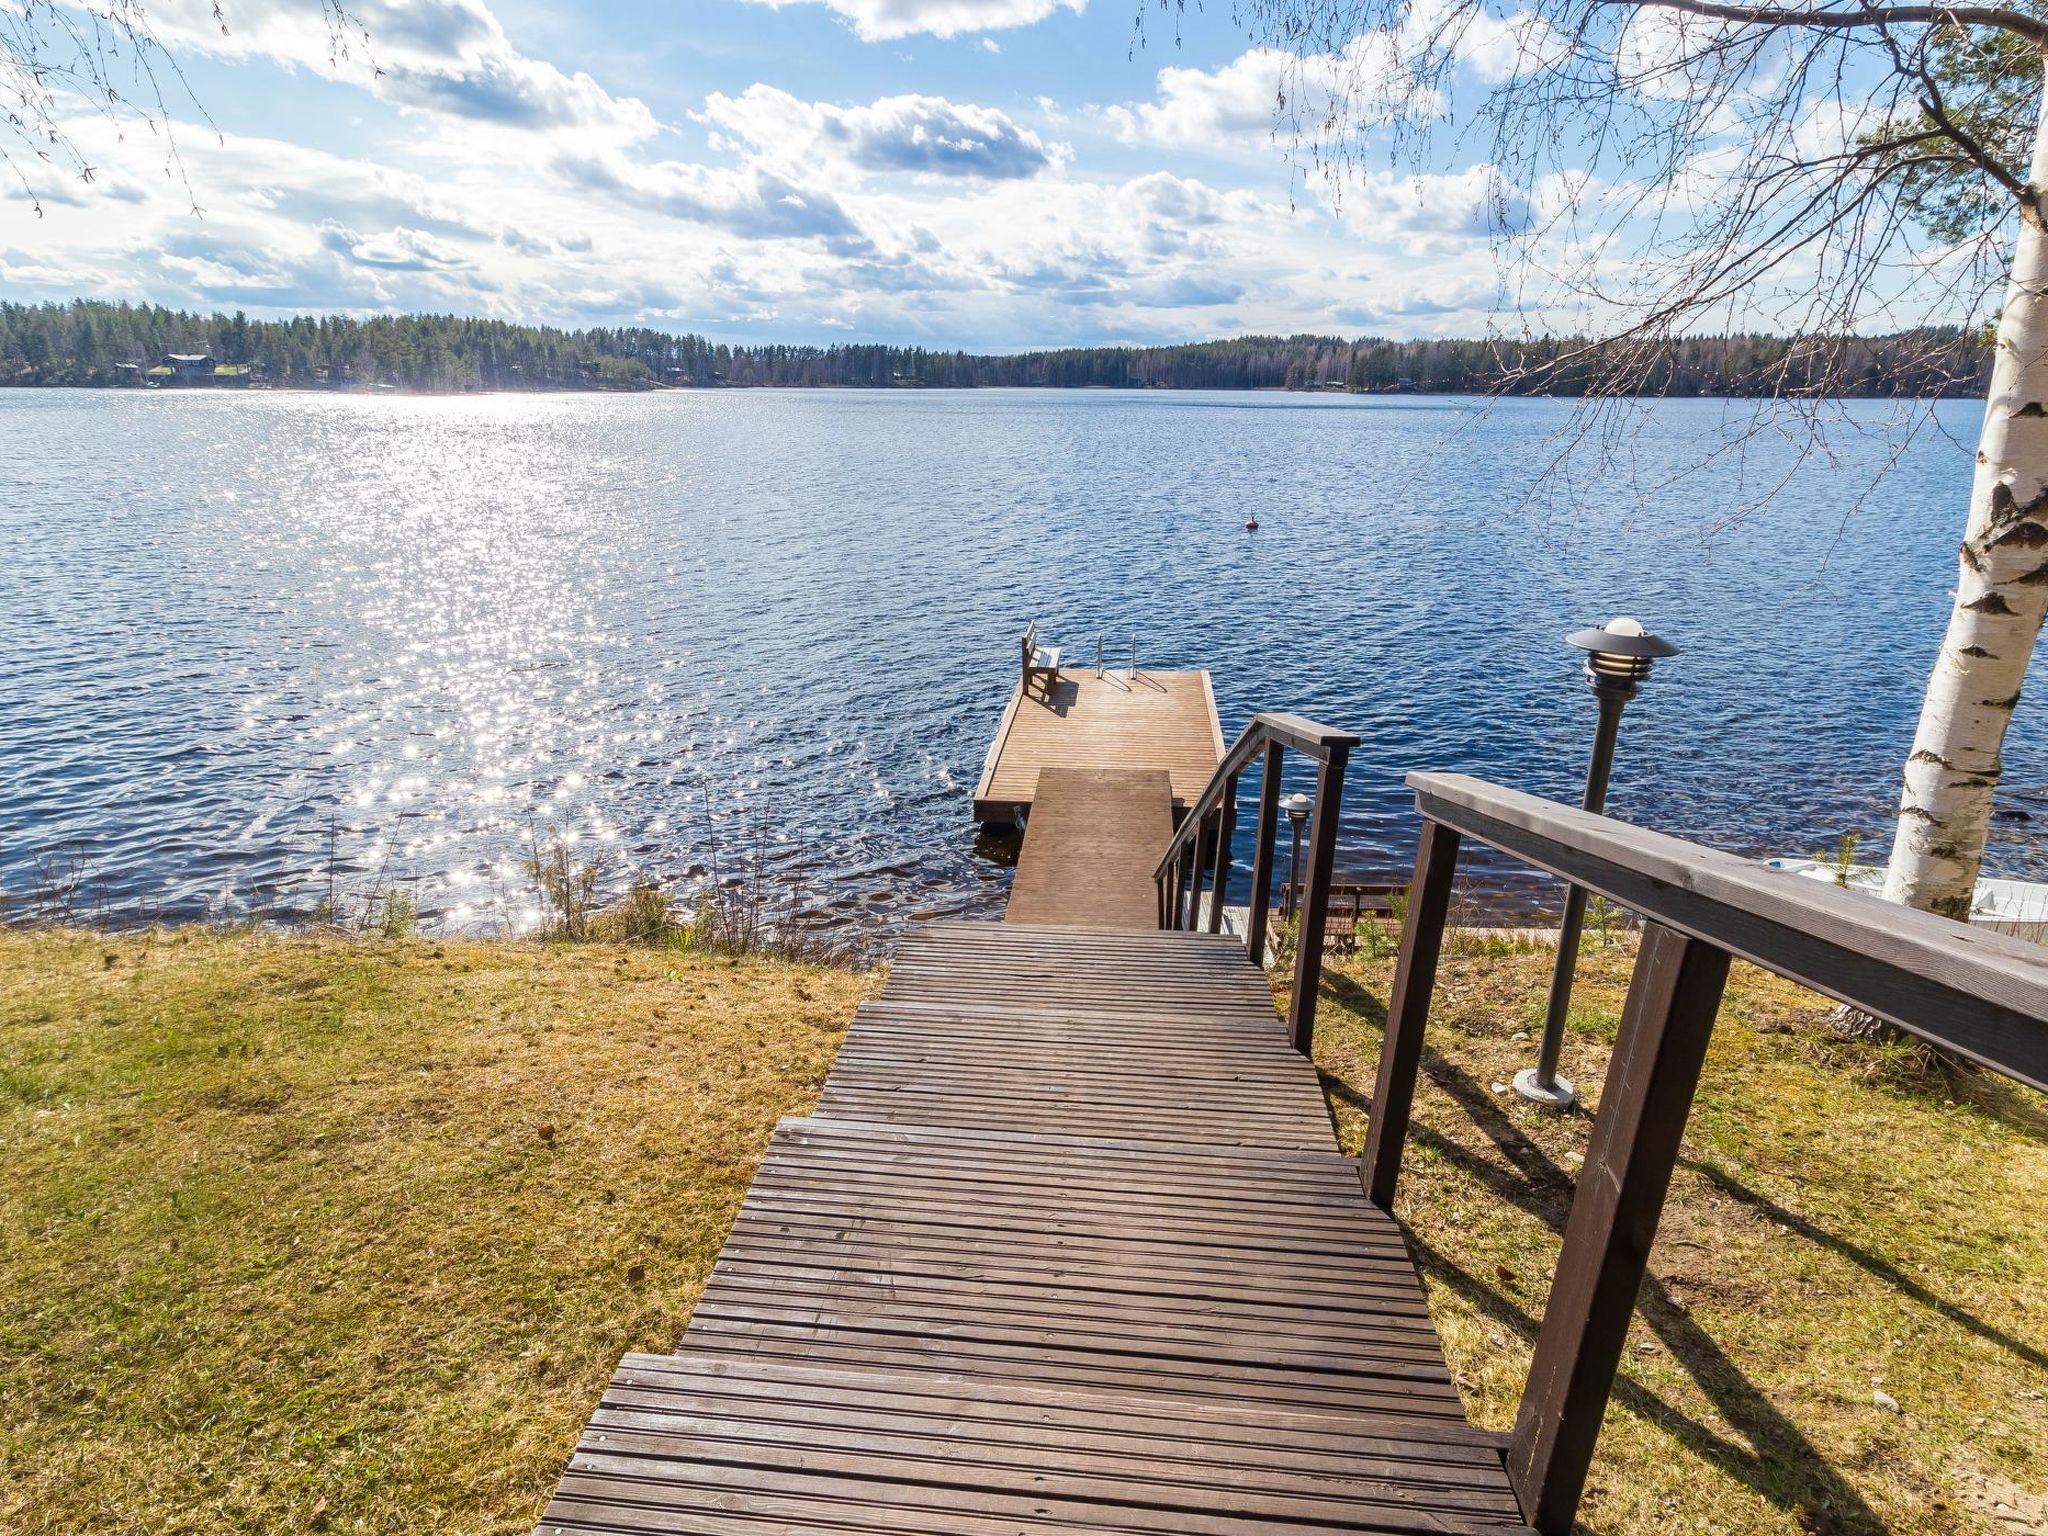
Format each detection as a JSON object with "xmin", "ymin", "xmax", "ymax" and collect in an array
[{"xmin": 1020, "ymin": 620, "xmax": 1061, "ymax": 698}]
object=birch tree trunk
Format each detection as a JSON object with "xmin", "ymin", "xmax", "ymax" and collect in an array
[{"xmin": 1882, "ymin": 57, "xmax": 2048, "ymax": 922}]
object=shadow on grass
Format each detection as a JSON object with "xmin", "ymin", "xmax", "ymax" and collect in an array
[
  {"xmin": 1318, "ymin": 968, "xmax": 1387, "ymax": 1028},
  {"xmin": 1684, "ymin": 1156, "xmax": 2048, "ymax": 1377},
  {"xmin": 1379, "ymin": 1037, "xmax": 1893, "ymax": 1533},
  {"xmin": 1410, "ymin": 1231, "xmax": 1888, "ymax": 1536}
]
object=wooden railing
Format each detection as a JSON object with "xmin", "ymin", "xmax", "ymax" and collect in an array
[
  {"xmin": 1154, "ymin": 712, "xmax": 1360, "ymax": 1053},
  {"xmin": 1364, "ymin": 771, "xmax": 2048, "ymax": 1534}
]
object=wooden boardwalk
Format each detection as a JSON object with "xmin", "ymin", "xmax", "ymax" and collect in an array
[
  {"xmin": 973, "ymin": 668, "xmax": 1224, "ymax": 823},
  {"xmin": 534, "ymin": 920, "xmax": 1531, "ymax": 1536},
  {"xmin": 1005, "ymin": 766, "xmax": 1174, "ymax": 928}
]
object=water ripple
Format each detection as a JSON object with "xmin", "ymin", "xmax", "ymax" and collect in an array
[{"xmin": 1, "ymin": 388, "xmax": 2035, "ymax": 936}]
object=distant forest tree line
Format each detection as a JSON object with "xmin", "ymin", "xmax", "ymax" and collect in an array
[{"xmin": 0, "ymin": 300, "xmax": 1992, "ymax": 397}]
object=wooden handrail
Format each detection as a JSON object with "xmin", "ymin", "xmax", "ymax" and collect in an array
[
  {"xmin": 1154, "ymin": 713, "xmax": 1360, "ymax": 882},
  {"xmin": 1367, "ymin": 772, "xmax": 2048, "ymax": 1534},
  {"xmin": 1155, "ymin": 711, "xmax": 1358, "ymax": 1054},
  {"xmin": 1410, "ymin": 771, "xmax": 2048, "ymax": 1088}
]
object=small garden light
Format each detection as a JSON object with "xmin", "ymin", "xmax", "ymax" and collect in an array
[
  {"xmin": 1516, "ymin": 617, "xmax": 1680, "ymax": 1109},
  {"xmin": 1566, "ymin": 616, "xmax": 1680, "ymax": 697},
  {"xmin": 1285, "ymin": 791, "xmax": 1311, "ymax": 918}
]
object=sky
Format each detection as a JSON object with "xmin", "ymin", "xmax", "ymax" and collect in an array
[{"xmin": 0, "ymin": 0, "xmax": 1562, "ymax": 347}]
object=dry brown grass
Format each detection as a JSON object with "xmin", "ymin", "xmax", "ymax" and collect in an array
[
  {"xmin": 1302, "ymin": 935, "xmax": 2048, "ymax": 1536},
  {"xmin": 0, "ymin": 927, "xmax": 876, "ymax": 1536}
]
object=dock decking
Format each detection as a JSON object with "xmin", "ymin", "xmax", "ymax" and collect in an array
[
  {"xmin": 534, "ymin": 919, "xmax": 1530, "ymax": 1536},
  {"xmin": 973, "ymin": 668, "xmax": 1224, "ymax": 823}
]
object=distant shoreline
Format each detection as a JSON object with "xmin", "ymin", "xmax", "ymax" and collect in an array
[
  {"xmin": 2, "ymin": 299, "xmax": 1991, "ymax": 400},
  {"xmin": 0, "ymin": 380, "xmax": 1988, "ymax": 402}
]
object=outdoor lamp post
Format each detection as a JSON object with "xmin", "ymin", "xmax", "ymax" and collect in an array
[
  {"xmin": 1285, "ymin": 791, "xmax": 1311, "ymax": 919},
  {"xmin": 1514, "ymin": 616, "xmax": 1680, "ymax": 1109}
]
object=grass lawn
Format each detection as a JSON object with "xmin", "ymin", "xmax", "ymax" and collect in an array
[
  {"xmin": 0, "ymin": 928, "xmax": 876, "ymax": 1535},
  {"xmin": 3, "ymin": 924, "xmax": 2044, "ymax": 1535},
  {"xmin": 1304, "ymin": 936, "xmax": 2048, "ymax": 1536}
]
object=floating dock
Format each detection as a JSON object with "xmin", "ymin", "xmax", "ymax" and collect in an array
[{"xmin": 972, "ymin": 666, "xmax": 1224, "ymax": 824}]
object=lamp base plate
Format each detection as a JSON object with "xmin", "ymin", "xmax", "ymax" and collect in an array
[{"xmin": 1512, "ymin": 1067, "xmax": 1577, "ymax": 1109}]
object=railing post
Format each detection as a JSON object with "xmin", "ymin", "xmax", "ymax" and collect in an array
[
  {"xmin": 1508, "ymin": 922, "xmax": 1731, "ymax": 1534},
  {"xmin": 1284, "ymin": 743, "xmax": 1349, "ymax": 1055},
  {"xmin": 1206, "ymin": 789, "xmax": 1235, "ymax": 934},
  {"xmin": 1167, "ymin": 846, "xmax": 1182, "ymax": 930},
  {"xmin": 1244, "ymin": 743, "xmax": 1283, "ymax": 964},
  {"xmin": 1178, "ymin": 839, "xmax": 1197, "ymax": 931},
  {"xmin": 1359, "ymin": 819, "xmax": 1461, "ymax": 1209}
]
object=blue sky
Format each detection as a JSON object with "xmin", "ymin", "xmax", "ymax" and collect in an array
[{"xmin": 0, "ymin": 0, "xmax": 1632, "ymax": 346}]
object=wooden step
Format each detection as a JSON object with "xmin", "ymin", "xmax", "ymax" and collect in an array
[{"xmin": 537, "ymin": 1353, "xmax": 1531, "ymax": 1536}]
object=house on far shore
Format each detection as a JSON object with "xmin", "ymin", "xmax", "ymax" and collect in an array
[
  {"xmin": 157, "ymin": 353, "xmax": 218, "ymax": 385},
  {"xmin": 213, "ymin": 364, "xmax": 253, "ymax": 388},
  {"xmin": 113, "ymin": 362, "xmax": 144, "ymax": 386}
]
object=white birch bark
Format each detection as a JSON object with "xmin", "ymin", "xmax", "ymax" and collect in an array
[{"xmin": 1883, "ymin": 59, "xmax": 2048, "ymax": 921}]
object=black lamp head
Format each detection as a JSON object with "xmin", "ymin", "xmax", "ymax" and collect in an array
[{"xmin": 1566, "ymin": 617, "xmax": 1678, "ymax": 697}]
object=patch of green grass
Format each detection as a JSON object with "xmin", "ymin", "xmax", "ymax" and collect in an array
[
  {"xmin": 0, "ymin": 927, "xmax": 876, "ymax": 1535},
  {"xmin": 1302, "ymin": 942, "xmax": 2048, "ymax": 1535}
]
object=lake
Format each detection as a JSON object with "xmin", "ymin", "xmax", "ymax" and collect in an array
[{"xmin": 3, "ymin": 387, "xmax": 2037, "ymax": 941}]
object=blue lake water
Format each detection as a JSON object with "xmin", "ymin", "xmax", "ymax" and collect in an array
[{"xmin": 3, "ymin": 387, "xmax": 2038, "ymax": 939}]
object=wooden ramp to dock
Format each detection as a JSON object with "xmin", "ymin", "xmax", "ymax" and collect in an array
[
  {"xmin": 973, "ymin": 668, "xmax": 1224, "ymax": 823},
  {"xmin": 534, "ymin": 921, "xmax": 1531, "ymax": 1536},
  {"xmin": 1005, "ymin": 766, "xmax": 1174, "ymax": 928}
]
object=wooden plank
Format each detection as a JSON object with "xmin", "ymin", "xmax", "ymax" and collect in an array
[
  {"xmin": 540, "ymin": 1353, "xmax": 1537, "ymax": 1536},
  {"xmin": 677, "ymin": 1117, "xmax": 1469, "ymax": 1423},
  {"xmin": 838, "ymin": 922, "xmax": 1334, "ymax": 1148},
  {"xmin": 1006, "ymin": 767, "xmax": 1174, "ymax": 929},
  {"xmin": 1409, "ymin": 771, "xmax": 2048, "ymax": 1089},
  {"xmin": 561, "ymin": 1362, "xmax": 1529, "ymax": 1526}
]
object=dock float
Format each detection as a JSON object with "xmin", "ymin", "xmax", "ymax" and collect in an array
[{"xmin": 531, "ymin": 641, "xmax": 1533, "ymax": 1536}]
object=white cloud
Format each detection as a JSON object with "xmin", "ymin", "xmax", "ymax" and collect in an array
[
  {"xmin": 1103, "ymin": 38, "xmax": 1422, "ymax": 146},
  {"xmin": 699, "ymin": 85, "xmax": 1060, "ymax": 180},
  {"xmin": 1105, "ymin": 10, "xmax": 1557, "ymax": 147},
  {"xmin": 555, "ymin": 150, "xmax": 872, "ymax": 247},
  {"xmin": 737, "ymin": 0, "xmax": 1084, "ymax": 42},
  {"xmin": 1340, "ymin": 165, "xmax": 1534, "ymax": 248},
  {"xmin": 319, "ymin": 223, "xmax": 473, "ymax": 271},
  {"xmin": 1103, "ymin": 49, "xmax": 1289, "ymax": 144},
  {"xmin": 145, "ymin": 0, "xmax": 657, "ymax": 139}
]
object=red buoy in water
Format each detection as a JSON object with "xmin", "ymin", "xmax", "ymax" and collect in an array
[{"xmin": 1244, "ymin": 517, "xmax": 1259, "ymax": 531}]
